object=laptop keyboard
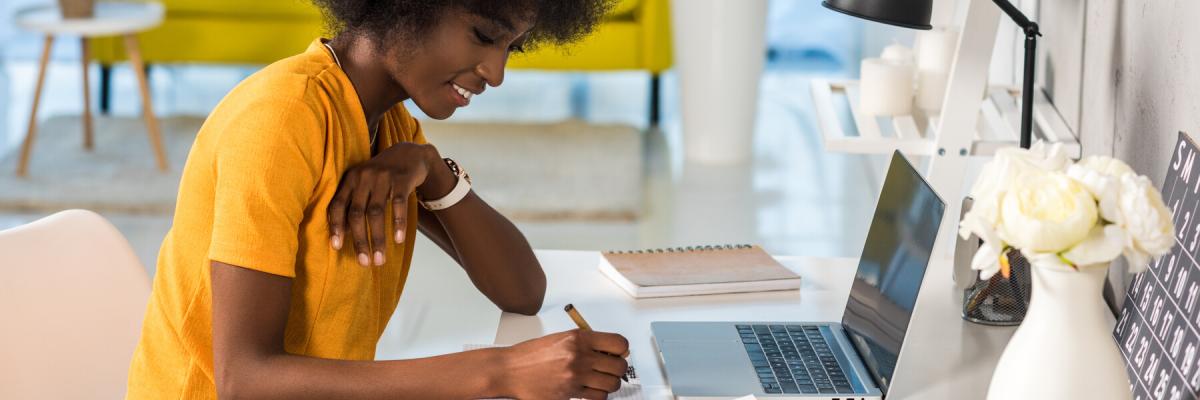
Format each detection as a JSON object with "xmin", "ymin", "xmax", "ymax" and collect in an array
[{"xmin": 738, "ymin": 324, "xmax": 855, "ymax": 394}]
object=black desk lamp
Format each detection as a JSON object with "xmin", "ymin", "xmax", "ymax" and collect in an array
[{"xmin": 823, "ymin": 0, "xmax": 1041, "ymax": 149}]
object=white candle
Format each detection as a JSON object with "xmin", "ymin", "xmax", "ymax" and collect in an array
[
  {"xmin": 860, "ymin": 58, "xmax": 914, "ymax": 116},
  {"xmin": 917, "ymin": 70, "xmax": 949, "ymax": 112},
  {"xmin": 881, "ymin": 43, "xmax": 915, "ymax": 66},
  {"xmin": 916, "ymin": 27, "xmax": 959, "ymax": 73},
  {"xmin": 915, "ymin": 27, "xmax": 958, "ymax": 112}
]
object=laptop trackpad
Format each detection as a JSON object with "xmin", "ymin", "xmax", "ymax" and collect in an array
[{"xmin": 660, "ymin": 340, "xmax": 763, "ymax": 397}]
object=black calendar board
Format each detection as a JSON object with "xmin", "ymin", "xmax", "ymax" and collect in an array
[{"xmin": 1115, "ymin": 132, "xmax": 1200, "ymax": 399}]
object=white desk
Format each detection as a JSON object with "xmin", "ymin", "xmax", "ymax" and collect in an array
[{"xmin": 376, "ymin": 247, "xmax": 1017, "ymax": 399}]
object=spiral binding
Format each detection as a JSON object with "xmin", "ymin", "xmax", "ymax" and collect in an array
[{"xmin": 604, "ymin": 244, "xmax": 754, "ymax": 254}]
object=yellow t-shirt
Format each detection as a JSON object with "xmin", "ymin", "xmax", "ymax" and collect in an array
[{"xmin": 126, "ymin": 39, "xmax": 424, "ymax": 399}]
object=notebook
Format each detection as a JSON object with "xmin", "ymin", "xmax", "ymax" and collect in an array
[
  {"xmin": 597, "ymin": 244, "xmax": 801, "ymax": 298},
  {"xmin": 463, "ymin": 344, "xmax": 643, "ymax": 400}
]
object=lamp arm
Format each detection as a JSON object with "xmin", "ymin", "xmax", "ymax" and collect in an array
[
  {"xmin": 992, "ymin": 0, "xmax": 1040, "ymax": 149},
  {"xmin": 991, "ymin": 0, "xmax": 1040, "ymax": 35}
]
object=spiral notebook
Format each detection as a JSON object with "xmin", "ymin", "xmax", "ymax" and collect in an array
[{"xmin": 598, "ymin": 244, "xmax": 800, "ymax": 298}]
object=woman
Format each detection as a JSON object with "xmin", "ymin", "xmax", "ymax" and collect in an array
[{"xmin": 125, "ymin": 1, "xmax": 628, "ymax": 398}]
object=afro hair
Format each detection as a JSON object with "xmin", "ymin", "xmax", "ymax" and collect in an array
[{"xmin": 312, "ymin": 0, "xmax": 617, "ymax": 51}]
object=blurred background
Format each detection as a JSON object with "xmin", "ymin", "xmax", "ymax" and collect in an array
[{"xmin": 0, "ymin": 0, "xmax": 918, "ymax": 278}]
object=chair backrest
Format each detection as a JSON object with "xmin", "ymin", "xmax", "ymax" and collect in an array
[{"xmin": 0, "ymin": 210, "xmax": 151, "ymax": 399}]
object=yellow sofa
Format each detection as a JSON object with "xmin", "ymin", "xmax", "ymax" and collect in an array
[{"xmin": 90, "ymin": 0, "xmax": 672, "ymax": 123}]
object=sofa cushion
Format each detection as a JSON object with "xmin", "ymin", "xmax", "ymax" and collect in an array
[
  {"xmin": 610, "ymin": 0, "xmax": 641, "ymax": 18},
  {"xmin": 162, "ymin": 0, "xmax": 322, "ymax": 19},
  {"xmin": 162, "ymin": 0, "xmax": 640, "ymax": 20}
]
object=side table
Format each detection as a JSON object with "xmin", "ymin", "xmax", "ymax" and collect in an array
[{"xmin": 14, "ymin": 1, "xmax": 167, "ymax": 177}]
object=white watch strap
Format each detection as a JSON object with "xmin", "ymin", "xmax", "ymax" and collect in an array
[{"xmin": 421, "ymin": 174, "xmax": 471, "ymax": 211}]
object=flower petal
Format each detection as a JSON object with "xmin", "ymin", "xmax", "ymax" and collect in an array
[
  {"xmin": 959, "ymin": 207, "xmax": 1002, "ymax": 245},
  {"xmin": 1123, "ymin": 248, "xmax": 1152, "ymax": 274},
  {"xmin": 972, "ymin": 243, "xmax": 1002, "ymax": 279},
  {"xmin": 1062, "ymin": 225, "xmax": 1126, "ymax": 266}
]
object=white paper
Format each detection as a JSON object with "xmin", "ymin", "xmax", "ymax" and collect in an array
[{"xmin": 464, "ymin": 344, "xmax": 643, "ymax": 400}]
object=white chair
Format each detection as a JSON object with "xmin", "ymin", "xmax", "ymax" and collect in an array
[{"xmin": 0, "ymin": 209, "xmax": 151, "ymax": 398}]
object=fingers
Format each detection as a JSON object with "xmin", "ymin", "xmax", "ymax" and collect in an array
[
  {"xmin": 581, "ymin": 368, "xmax": 623, "ymax": 393},
  {"xmin": 584, "ymin": 331, "xmax": 630, "ymax": 359},
  {"xmin": 576, "ymin": 387, "xmax": 611, "ymax": 400},
  {"xmin": 391, "ymin": 196, "xmax": 407, "ymax": 245},
  {"xmin": 391, "ymin": 173, "xmax": 416, "ymax": 245},
  {"xmin": 327, "ymin": 173, "xmax": 356, "ymax": 250},
  {"xmin": 587, "ymin": 352, "xmax": 629, "ymax": 381},
  {"xmin": 348, "ymin": 176, "xmax": 373, "ymax": 267},
  {"xmin": 366, "ymin": 173, "xmax": 390, "ymax": 266}
]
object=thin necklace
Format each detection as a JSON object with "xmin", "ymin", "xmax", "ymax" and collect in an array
[{"xmin": 324, "ymin": 41, "xmax": 379, "ymax": 150}]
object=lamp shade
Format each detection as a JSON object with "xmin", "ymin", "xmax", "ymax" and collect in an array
[{"xmin": 822, "ymin": 0, "xmax": 933, "ymax": 30}]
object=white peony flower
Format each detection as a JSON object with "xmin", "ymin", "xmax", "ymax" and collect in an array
[
  {"xmin": 1116, "ymin": 174, "xmax": 1175, "ymax": 273},
  {"xmin": 1077, "ymin": 155, "xmax": 1135, "ymax": 178},
  {"xmin": 959, "ymin": 142, "xmax": 1072, "ymax": 279},
  {"xmin": 1013, "ymin": 141, "xmax": 1072, "ymax": 171},
  {"xmin": 998, "ymin": 172, "xmax": 1098, "ymax": 253},
  {"xmin": 959, "ymin": 145, "xmax": 1174, "ymax": 277},
  {"xmin": 960, "ymin": 142, "xmax": 1070, "ymax": 244},
  {"xmin": 1067, "ymin": 156, "xmax": 1135, "ymax": 223},
  {"xmin": 1067, "ymin": 165, "xmax": 1120, "ymax": 223},
  {"xmin": 966, "ymin": 142, "xmax": 1070, "ymax": 207}
]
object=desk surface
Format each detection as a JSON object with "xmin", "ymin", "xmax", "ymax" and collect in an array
[{"xmin": 377, "ymin": 248, "xmax": 1017, "ymax": 399}]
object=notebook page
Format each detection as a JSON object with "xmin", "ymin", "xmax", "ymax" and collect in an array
[{"xmin": 463, "ymin": 344, "xmax": 643, "ymax": 400}]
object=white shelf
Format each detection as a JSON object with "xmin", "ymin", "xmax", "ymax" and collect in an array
[{"xmin": 810, "ymin": 79, "xmax": 1081, "ymax": 158}]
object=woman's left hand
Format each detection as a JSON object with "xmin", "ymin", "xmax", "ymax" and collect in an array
[{"xmin": 327, "ymin": 142, "xmax": 440, "ymax": 266}]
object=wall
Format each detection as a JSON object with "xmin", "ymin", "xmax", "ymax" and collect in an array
[
  {"xmin": 1045, "ymin": 0, "xmax": 1200, "ymax": 186},
  {"xmin": 1106, "ymin": 1, "xmax": 1200, "ymax": 178},
  {"xmin": 1040, "ymin": 0, "xmax": 1200, "ymax": 306}
]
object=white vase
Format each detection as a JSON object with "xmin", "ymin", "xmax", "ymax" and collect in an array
[{"xmin": 987, "ymin": 261, "xmax": 1132, "ymax": 399}]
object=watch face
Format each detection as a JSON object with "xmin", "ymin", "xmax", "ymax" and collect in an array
[{"xmin": 443, "ymin": 157, "xmax": 470, "ymax": 184}]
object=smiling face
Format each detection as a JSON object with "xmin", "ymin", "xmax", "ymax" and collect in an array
[{"xmin": 379, "ymin": 8, "xmax": 534, "ymax": 120}]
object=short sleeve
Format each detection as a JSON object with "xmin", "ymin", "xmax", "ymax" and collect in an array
[{"xmin": 207, "ymin": 98, "xmax": 325, "ymax": 278}]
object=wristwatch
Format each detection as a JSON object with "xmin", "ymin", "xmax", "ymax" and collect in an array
[{"xmin": 420, "ymin": 158, "xmax": 472, "ymax": 211}]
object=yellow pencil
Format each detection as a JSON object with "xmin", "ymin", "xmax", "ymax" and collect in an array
[{"xmin": 564, "ymin": 303, "xmax": 593, "ymax": 331}]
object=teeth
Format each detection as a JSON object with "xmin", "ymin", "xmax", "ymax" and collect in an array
[{"xmin": 452, "ymin": 83, "xmax": 473, "ymax": 100}]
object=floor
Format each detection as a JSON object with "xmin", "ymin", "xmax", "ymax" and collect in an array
[{"xmin": 0, "ymin": 55, "xmax": 887, "ymax": 278}]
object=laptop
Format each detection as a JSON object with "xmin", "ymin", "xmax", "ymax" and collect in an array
[{"xmin": 652, "ymin": 151, "xmax": 946, "ymax": 399}]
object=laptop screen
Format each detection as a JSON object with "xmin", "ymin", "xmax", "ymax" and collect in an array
[{"xmin": 840, "ymin": 151, "xmax": 945, "ymax": 394}]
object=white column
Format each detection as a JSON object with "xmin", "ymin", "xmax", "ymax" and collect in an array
[
  {"xmin": 671, "ymin": 0, "xmax": 768, "ymax": 165},
  {"xmin": 0, "ymin": 44, "xmax": 9, "ymax": 154}
]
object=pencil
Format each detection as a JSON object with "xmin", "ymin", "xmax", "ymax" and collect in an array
[
  {"xmin": 564, "ymin": 304, "xmax": 593, "ymax": 331},
  {"xmin": 564, "ymin": 303, "xmax": 631, "ymax": 382}
]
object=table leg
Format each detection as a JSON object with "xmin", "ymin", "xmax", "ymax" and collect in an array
[
  {"xmin": 16, "ymin": 35, "xmax": 55, "ymax": 177},
  {"xmin": 81, "ymin": 37, "xmax": 93, "ymax": 151},
  {"xmin": 123, "ymin": 34, "xmax": 168, "ymax": 172},
  {"xmin": 99, "ymin": 64, "xmax": 111, "ymax": 115}
]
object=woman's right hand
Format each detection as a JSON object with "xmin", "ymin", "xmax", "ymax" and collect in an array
[
  {"xmin": 500, "ymin": 329, "xmax": 630, "ymax": 400},
  {"xmin": 327, "ymin": 142, "xmax": 442, "ymax": 266}
]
